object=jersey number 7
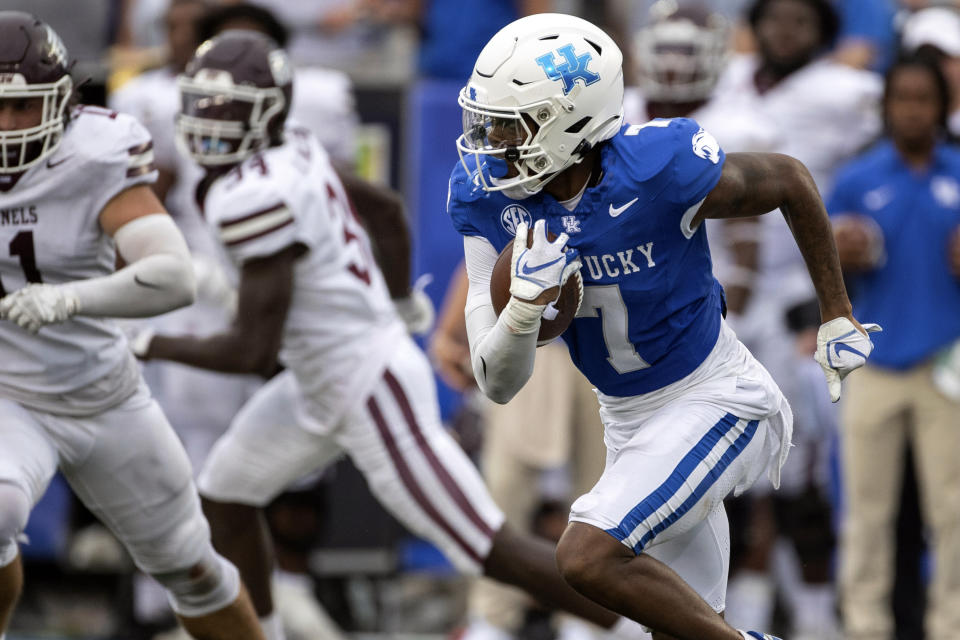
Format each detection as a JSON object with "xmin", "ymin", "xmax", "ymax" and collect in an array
[
  {"xmin": 576, "ymin": 284, "xmax": 650, "ymax": 373},
  {"xmin": 0, "ymin": 231, "xmax": 42, "ymax": 297}
]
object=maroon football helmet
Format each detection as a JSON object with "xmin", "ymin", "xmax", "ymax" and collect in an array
[
  {"xmin": 634, "ymin": 1, "xmax": 728, "ymax": 103},
  {"xmin": 0, "ymin": 11, "xmax": 73, "ymax": 173},
  {"xmin": 176, "ymin": 30, "xmax": 293, "ymax": 166}
]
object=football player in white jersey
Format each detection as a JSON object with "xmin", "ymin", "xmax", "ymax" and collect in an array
[
  {"xmin": 137, "ymin": 30, "xmax": 650, "ymax": 640},
  {"xmin": 0, "ymin": 12, "xmax": 265, "ymax": 640}
]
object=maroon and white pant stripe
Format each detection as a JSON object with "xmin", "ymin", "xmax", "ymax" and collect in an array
[{"xmin": 366, "ymin": 368, "xmax": 498, "ymax": 568}]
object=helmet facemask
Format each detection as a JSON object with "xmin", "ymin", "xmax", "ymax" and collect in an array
[
  {"xmin": 457, "ymin": 89, "xmax": 567, "ymax": 197},
  {"xmin": 0, "ymin": 74, "xmax": 72, "ymax": 174},
  {"xmin": 176, "ymin": 71, "xmax": 286, "ymax": 166}
]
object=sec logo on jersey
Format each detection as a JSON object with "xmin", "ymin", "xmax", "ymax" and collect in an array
[{"xmin": 501, "ymin": 204, "xmax": 532, "ymax": 235}]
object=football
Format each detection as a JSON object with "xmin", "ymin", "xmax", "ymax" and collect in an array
[{"xmin": 490, "ymin": 229, "xmax": 583, "ymax": 344}]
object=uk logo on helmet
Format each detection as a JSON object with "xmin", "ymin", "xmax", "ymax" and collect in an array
[
  {"xmin": 535, "ymin": 45, "xmax": 600, "ymax": 95},
  {"xmin": 501, "ymin": 204, "xmax": 533, "ymax": 235}
]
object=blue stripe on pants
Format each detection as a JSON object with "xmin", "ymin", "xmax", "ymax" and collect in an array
[
  {"xmin": 632, "ymin": 419, "xmax": 759, "ymax": 553},
  {"xmin": 603, "ymin": 412, "xmax": 758, "ymax": 552}
]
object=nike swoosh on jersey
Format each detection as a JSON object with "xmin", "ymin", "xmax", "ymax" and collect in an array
[
  {"xmin": 134, "ymin": 275, "xmax": 164, "ymax": 290},
  {"xmin": 609, "ymin": 197, "xmax": 639, "ymax": 218},
  {"xmin": 520, "ymin": 254, "xmax": 565, "ymax": 275},
  {"xmin": 46, "ymin": 154, "xmax": 73, "ymax": 169}
]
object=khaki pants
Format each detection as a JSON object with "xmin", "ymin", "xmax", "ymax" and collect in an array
[
  {"xmin": 840, "ymin": 362, "xmax": 960, "ymax": 640},
  {"xmin": 469, "ymin": 343, "xmax": 607, "ymax": 631}
]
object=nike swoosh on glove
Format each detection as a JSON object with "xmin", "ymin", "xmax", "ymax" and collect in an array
[
  {"xmin": 814, "ymin": 316, "xmax": 882, "ymax": 402},
  {"xmin": 738, "ymin": 631, "xmax": 782, "ymax": 640},
  {"xmin": 0, "ymin": 283, "xmax": 80, "ymax": 333},
  {"xmin": 509, "ymin": 219, "xmax": 581, "ymax": 304}
]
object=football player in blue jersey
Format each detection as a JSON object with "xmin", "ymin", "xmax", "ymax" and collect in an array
[{"xmin": 449, "ymin": 13, "xmax": 879, "ymax": 640}]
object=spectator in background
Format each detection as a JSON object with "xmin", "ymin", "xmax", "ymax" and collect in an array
[
  {"xmin": 901, "ymin": 6, "xmax": 960, "ymax": 137},
  {"xmin": 221, "ymin": 0, "xmax": 417, "ymax": 84},
  {"xmin": 827, "ymin": 53, "xmax": 960, "ymax": 640},
  {"xmin": 833, "ymin": 0, "xmax": 898, "ymax": 71}
]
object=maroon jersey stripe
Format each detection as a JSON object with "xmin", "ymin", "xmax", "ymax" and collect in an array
[
  {"xmin": 367, "ymin": 394, "xmax": 483, "ymax": 565},
  {"xmin": 126, "ymin": 163, "xmax": 156, "ymax": 178},
  {"xmin": 218, "ymin": 202, "xmax": 287, "ymax": 228},
  {"xmin": 383, "ymin": 368, "xmax": 496, "ymax": 538},
  {"xmin": 222, "ymin": 217, "xmax": 294, "ymax": 247},
  {"xmin": 127, "ymin": 140, "xmax": 154, "ymax": 155}
]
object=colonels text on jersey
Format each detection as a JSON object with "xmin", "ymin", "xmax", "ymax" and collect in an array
[
  {"xmin": 0, "ymin": 106, "xmax": 156, "ymax": 411},
  {"xmin": 450, "ymin": 118, "xmax": 726, "ymax": 396},
  {"xmin": 202, "ymin": 126, "xmax": 406, "ymax": 424}
]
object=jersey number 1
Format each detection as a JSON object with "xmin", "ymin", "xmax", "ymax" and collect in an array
[
  {"xmin": 0, "ymin": 231, "xmax": 42, "ymax": 297},
  {"xmin": 576, "ymin": 284, "xmax": 650, "ymax": 373}
]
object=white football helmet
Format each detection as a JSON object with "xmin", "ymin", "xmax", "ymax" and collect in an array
[
  {"xmin": 457, "ymin": 13, "xmax": 624, "ymax": 197},
  {"xmin": 634, "ymin": 1, "xmax": 729, "ymax": 103}
]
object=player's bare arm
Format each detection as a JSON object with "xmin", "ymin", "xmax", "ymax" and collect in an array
[
  {"xmin": 694, "ymin": 152, "xmax": 881, "ymax": 401},
  {"xmin": 145, "ymin": 244, "xmax": 302, "ymax": 377},
  {"xmin": 695, "ymin": 152, "xmax": 854, "ymax": 325}
]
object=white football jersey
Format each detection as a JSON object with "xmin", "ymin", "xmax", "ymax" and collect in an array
[
  {"xmin": 701, "ymin": 54, "xmax": 882, "ymax": 191},
  {"xmin": 204, "ymin": 127, "xmax": 405, "ymax": 426},
  {"xmin": 695, "ymin": 54, "xmax": 883, "ymax": 305},
  {"xmin": 0, "ymin": 106, "xmax": 158, "ymax": 413}
]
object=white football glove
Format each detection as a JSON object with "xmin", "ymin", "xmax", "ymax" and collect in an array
[
  {"xmin": 0, "ymin": 283, "xmax": 80, "ymax": 333},
  {"xmin": 394, "ymin": 274, "xmax": 435, "ymax": 336},
  {"xmin": 814, "ymin": 317, "xmax": 882, "ymax": 402},
  {"xmin": 509, "ymin": 219, "xmax": 581, "ymax": 303},
  {"xmin": 118, "ymin": 322, "xmax": 155, "ymax": 359},
  {"xmin": 192, "ymin": 255, "xmax": 238, "ymax": 315}
]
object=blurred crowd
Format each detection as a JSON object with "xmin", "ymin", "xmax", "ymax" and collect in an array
[{"xmin": 7, "ymin": 0, "xmax": 960, "ymax": 639}]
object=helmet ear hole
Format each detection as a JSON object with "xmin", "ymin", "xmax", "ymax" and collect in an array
[{"xmin": 564, "ymin": 116, "xmax": 592, "ymax": 134}]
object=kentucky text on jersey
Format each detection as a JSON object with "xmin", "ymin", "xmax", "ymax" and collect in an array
[
  {"xmin": 581, "ymin": 242, "xmax": 656, "ymax": 279},
  {"xmin": 0, "ymin": 206, "xmax": 38, "ymax": 225},
  {"xmin": 449, "ymin": 118, "xmax": 727, "ymax": 396}
]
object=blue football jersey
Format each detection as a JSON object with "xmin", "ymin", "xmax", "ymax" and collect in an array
[{"xmin": 449, "ymin": 118, "xmax": 727, "ymax": 396}]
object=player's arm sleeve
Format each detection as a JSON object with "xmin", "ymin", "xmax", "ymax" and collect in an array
[
  {"xmin": 69, "ymin": 212, "xmax": 195, "ymax": 317},
  {"xmin": 463, "ymin": 235, "xmax": 538, "ymax": 404}
]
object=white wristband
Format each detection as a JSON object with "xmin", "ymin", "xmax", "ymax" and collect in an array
[{"xmin": 502, "ymin": 297, "xmax": 545, "ymax": 335}]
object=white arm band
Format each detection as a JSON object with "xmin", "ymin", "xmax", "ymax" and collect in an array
[
  {"xmin": 463, "ymin": 235, "xmax": 539, "ymax": 404},
  {"xmin": 68, "ymin": 213, "xmax": 196, "ymax": 317}
]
